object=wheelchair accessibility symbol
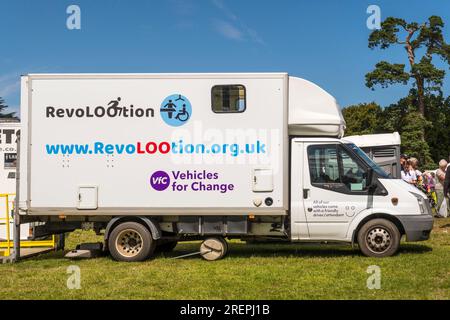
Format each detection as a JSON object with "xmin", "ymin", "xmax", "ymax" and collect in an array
[{"xmin": 160, "ymin": 94, "xmax": 192, "ymax": 127}]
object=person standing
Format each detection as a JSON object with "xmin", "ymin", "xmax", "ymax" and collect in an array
[
  {"xmin": 401, "ymin": 160, "xmax": 417, "ymax": 184},
  {"xmin": 443, "ymin": 157, "xmax": 450, "ymax": 218},
  {"xmin": 400, "ymin": 154, "xmax": 408, "ymax": 173},
  {"xmin": 436, "ymin": 159, "xmax": 448, "ymax": 217},
  {"xmin": 410, "ymin": 157, "xmax": 422, "ymax": 178}
]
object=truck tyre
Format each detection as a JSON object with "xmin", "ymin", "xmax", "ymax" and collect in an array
[
  {"xmin": 108, "ymin": 222, "xmax": 155, "ymax": 262},
  {"xmin": 155, "ymin": 240, "xmax": 178, "ymax": 253},
  {"xmin": 200, "ymin": 237, "xmax": 228, "ymax": 261},
  {"xmin": 357, "ymin": 218, "xmax": 400, "ymax": 257}
]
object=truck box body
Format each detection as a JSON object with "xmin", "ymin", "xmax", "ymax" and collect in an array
[
  {"xmin": 16, "ymin": 73, "xmax": 434, "ymax": 261},
  {"xmin": 19, "ymin": 73, "xmax": 343, "ymax": 216}
]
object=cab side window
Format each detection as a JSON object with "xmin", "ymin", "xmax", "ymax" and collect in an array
[
  {"xmin": 307, "ymin": 144, "xmax": 368, "ymax": 193},
  {"xmin": 308, "ymin": 145, "xmax": 340, "ymax": 184},
  {"xmin": 339, "ymin": 147, "xmax": 368, "ymax": 191}
]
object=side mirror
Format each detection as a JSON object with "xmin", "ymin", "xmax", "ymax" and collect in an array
[{"xmin": 367, "ymin": 168, "xmax": 377, "ymax": 189}]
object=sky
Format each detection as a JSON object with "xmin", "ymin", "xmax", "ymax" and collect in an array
[{"xmin": 1, "ymin": 0, "xmax": 450, "ymax": 114}]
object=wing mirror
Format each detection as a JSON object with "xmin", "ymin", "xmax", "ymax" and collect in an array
[{"xmin": 367, "ymin": 168, "xmax": 377, "ymax": 190}]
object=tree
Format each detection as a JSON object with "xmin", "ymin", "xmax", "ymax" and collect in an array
[
  {"xmin": 377, "ymin": 94, "xmax": 414, "ymax": 133},
  {"xmin": 342, "ymin": 102, "xmax": 382, "ymax": 136},
  {"xmin": 421, "ymin": 93, "xmax": 450, "ymax": 162},
  {"xmin": 343, "ymin": 94, "xmax": 447, "ymax": 168},
  {"xmin": 400, "ymin": 111, "xmax": 434, "ymax": 168},
  {"xmin": 366, "ymin": 16, "xmax": 450, "ymax": 116},
  {"xmin": 0, "ymin": 97, "xmax": 17, "ymax": 119}
]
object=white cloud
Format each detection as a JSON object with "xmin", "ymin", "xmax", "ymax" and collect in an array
[
  {"xmin": 214, "ymin": 20, "xmax": 244, "ymax": 41},
  {"xmin": 210, "ymin": 0, "xmax": 265, "ymax": 45},
  {"xmin": 211, "ymin": 0, "xmax": 238, "ymax": 21}
]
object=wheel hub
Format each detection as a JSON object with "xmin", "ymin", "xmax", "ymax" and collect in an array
[
  {"xmin": 116, "ymin": 229, "xmax": 143, "ymax": 258},
  {"xmin": 366, "ymin": 227, "xmax": 391, "ymax": 253}
]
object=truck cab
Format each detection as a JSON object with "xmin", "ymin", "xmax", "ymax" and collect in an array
[
  {"xmin": 286, "ymin": 76, "xmax": 433, "ymax": 257},
  {"xmin": 290, "ymin": 137, "xmax": 433, "ymax": 256}
]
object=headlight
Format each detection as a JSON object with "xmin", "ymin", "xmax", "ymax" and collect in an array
[{"xmin": 410, "ymin": 192, "xmax": 430, "ymax": 215}]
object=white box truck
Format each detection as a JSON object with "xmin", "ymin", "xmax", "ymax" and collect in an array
[{"xmin": 17, "ymin": 73, "xmax": 433, "ymax": 261}]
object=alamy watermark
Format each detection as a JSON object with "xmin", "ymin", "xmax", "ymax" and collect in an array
[
  {"xmin": 66, "ymin": 5, "xmax": 81, "ymax": 30},
  {"xmin": 366, "ymin": 5, "xmax": 381, "ymax": 30},
  {"xmin": 366, "ymin": 265, "xmax": 381, "ymax": 290},
  {"xmin": 66, "ymin": 265, "xmax": 81, "ymax": 289}
]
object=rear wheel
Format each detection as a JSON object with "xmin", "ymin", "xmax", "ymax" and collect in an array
[
  {"xmin": 357, "ymin": 218, "xmax": 401, "ymax": 257},
  {"xmin": 108, "ymin": 222, "xmax": 155, "ymax": 262}
]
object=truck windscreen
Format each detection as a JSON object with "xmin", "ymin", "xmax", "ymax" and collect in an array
[{"xmin": 345, "ymin": 143, "xmax": 391, "ymax": 179}]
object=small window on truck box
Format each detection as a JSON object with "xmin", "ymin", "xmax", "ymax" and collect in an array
[{"xmin": 211, "ymin": 85, "xmax": 246, "ymax": 113}]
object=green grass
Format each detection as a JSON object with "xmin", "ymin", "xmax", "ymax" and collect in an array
[{"xmin": 1, "ymin": 218, "xmax": 449, "ymax": 300}]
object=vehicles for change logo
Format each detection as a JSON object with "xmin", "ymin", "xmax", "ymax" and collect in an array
[
  {"xmin": 160, "ymin": 94, "xmax": 192, "ymax": 127},
  {"xmin": 150, "ymin": 171, "xmax": 171, "ymax": 191}
]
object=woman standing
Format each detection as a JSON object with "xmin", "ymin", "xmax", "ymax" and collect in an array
[
  {"xmin": 410, "ymin": 157, "xmax": 422, "ymax": 178},
  {"xmin": 435, "ymin": 159, "xmax": 448, "ymax": 217}
]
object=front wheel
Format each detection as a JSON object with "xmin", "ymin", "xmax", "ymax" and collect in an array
[
  {"xmin": 357, "ymin": 218, "xmax": 401, "ymax": 257},
  {"xmin": 108, "ymin": 222, "xmax": 155, "ymax": 262}
]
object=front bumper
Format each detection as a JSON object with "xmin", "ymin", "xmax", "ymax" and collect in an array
[{"xmin": 397, "ymin": 215, "xmax": 434, "ymax": 242}]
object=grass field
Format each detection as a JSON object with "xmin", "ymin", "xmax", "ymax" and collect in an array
[{"xmin": 1, "ymin": 218, "xmax": 449, "ymax": 300}]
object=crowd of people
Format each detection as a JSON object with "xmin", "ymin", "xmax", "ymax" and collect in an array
[{"xmin": 400, "ymin": 154, "xmax": 450, "ymax": 218}]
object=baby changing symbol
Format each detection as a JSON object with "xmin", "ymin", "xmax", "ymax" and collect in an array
[{"xmin": 160, "ymin": 94, "xmax": 192, "ymax": 127}]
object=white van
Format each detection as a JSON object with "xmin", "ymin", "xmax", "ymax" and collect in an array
[{"xmin": 17, "ymin": 73, "xmax": 433, "ymax": 261}]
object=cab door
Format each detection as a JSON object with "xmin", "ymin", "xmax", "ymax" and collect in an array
[
  {"xmin": 301, "ymin": 142, "xmax": 371, "ymax": 240},
  {"xmin": 290, "ymin": 141, "xmax": 310, "ymax": 240}
]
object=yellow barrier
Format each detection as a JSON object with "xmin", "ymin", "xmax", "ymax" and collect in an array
[{"xmin": 0, "ymin": 193, "xmax": 56, "ymax": 257}]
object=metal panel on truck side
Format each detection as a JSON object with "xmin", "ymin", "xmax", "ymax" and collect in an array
[{"xmin": 19, "ymin": 73, "xmax": 289, "ymax": 216}]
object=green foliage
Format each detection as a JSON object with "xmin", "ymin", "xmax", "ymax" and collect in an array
[
  {"xmin": 377, "ymin": 97, "xmax": 410, "ymax": 133},
  {"xmin": 0, "ymin": 97, "xmax": 17, "ymax": 119},
  {"xmin": 400, "ymin": 111, "xmax": 435, "ymax": 168},
  {"xmin": 368, "ymin": 17, "xmax": 407, "ymax": 49},
  {"xmin": 365, "ymin": 61, "xmax": 410, "ymax": 89},
  {"xmin": 342, "ymin": 93, "xmax": 450, "ymax": 168},
  {"xmin": 379, "ymin": 93, "xmax": 450, "ymax": 168},
  {"xmin": 342, "ymin": 102, "xmax": 382, "ymax": 135},
  {"xmin": 351, "ymin": 15, "xmax": 450, "ymax": 169},
  {"xmin": 421, "ymin": 94, "xmax": 450, "ymax": 163},
  {"xmin": 367, "ymin": 15, "xmax": 450, "ymax": 115},
  {"xmin": 411, "ymin": 57, "xmax": 445, "ymax": 93}
]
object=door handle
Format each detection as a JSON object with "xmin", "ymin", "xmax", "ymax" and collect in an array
[{"xmin": 303, "ymin": 188, "xmax": 310, "ymax": 199}]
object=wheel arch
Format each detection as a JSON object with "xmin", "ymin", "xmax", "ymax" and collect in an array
[
  {"xmin": 351, "ymin": 212, "xmax": 406, "ymax": 244},
  {"xmin": 104, "ymin": 216, "xmax": 162, "ymax": 243}
]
